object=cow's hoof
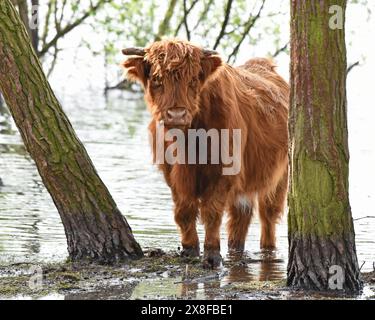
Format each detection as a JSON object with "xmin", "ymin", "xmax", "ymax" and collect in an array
[
  {"xmin": 260, "ymin": 244, "xmax": 276, "ymax": 251},
  {"xmin": 228, "ymin": 241, "xmax": 245, "ymax": 254},
  {"xmin": 181, "ymin": 246, "xmax": 200, "ymax": 258},
  {"xmin": 202, "ymin": 251, "xmax": 222, "ymax": 269},
  {"xmin": 227, "ymin": 249, "xmax": 244, "ymax": 261}
]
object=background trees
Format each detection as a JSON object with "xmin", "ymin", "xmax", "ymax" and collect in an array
[
  {"xmin": 10, "ymin": 0, "xmax": 112, "ymax": 76},
  {"xmin": 4, "ymin": 0, "xmax": 369, "ymax": 81},
  {"xmin": 288, "ymin": 0, "xmax": 362, "ymax": 292},
  {"xmin": 6, "ymin": 1, "xmax": 289, "ymax": 79}
]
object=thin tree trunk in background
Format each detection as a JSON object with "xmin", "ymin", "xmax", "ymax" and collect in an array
[
  {"xmin": 10, "ymin": 0, "xmax": 38, "ymax": 52},
  {"xmin": 0, "ymin": 0, "xmax": 143, "ymax": 263},
  {"xmin": 288, "ymin": 0, "xmax": 362, "ymax": 292},
  {"xmin": 30, "ymin": 0, "xmax": 39, "ymax": 51},
  {"xmin": 155, "ymin": 0, "xmax": 178, "ymax": 41},
  {"xmin": 16, "ymin": 0, "xmax": 31, "ymax": 37}
]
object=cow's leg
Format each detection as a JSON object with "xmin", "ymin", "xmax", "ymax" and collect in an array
[
  {"xmin": 200, "ymin": 196, "xmax": 226, "ymax": 269},
  {"xmin": 174, "ymin": 200, "xmax": 200, "ymax": 257},
  {"xmin": 227, "ymin": 196, "xmax": 253, "ymax": 252},
  {"xmin": 259, "ymin": 172, "xmax": 288, "ymax": 249}
]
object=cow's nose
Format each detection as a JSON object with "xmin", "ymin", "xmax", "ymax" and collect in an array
[{"xmin": 166, "ymin": 108, "xmax": 187, "ymax": 123}]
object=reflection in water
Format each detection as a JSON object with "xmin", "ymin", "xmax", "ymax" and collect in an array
[
  {"xmin": 180, "ymin": 281, "xmax": 199, "ymax": 299},
  {"xmin": 223, "ymin": 250, "xmax": 285, "ymax": 283},
  {"xmin": 0, "ymin": 89, "xmax": 374, "ymax": 288},
  {"xmin": 129, "ymin": 253, "xmax": 287, "ymax": 300},
  {"xmin": 64, "ymin": 284, "xmax": 137, "ymax": 300}
]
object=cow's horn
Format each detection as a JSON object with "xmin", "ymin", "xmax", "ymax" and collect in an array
[
  {"xmin": 122, "ymin": 47, "xmax": 146, "ymax": 56},
  {"xmin": 203, "ymin": 49, "xmax": 219, "ymax": 56}
]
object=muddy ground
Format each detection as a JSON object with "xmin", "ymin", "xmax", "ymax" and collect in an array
[{"xmin": 0, "ymin": 249, "xmax": 374, "ymax": 300}]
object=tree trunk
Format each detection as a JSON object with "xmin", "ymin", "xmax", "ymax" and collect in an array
[
  {"xmin": 288, "ymin": 0, "xmax": 362, "ymax": 292},
  {"xmin": 0, "ymin": 0, "xmax": 143, "ymax": 263}
]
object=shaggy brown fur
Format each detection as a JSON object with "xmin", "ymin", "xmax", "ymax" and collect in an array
[{"xmin": 123, "ymin": 39, "xmax": 289, "ymax": 268}]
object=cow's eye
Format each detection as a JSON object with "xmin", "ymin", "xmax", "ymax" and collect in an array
[{"xmin": 151, "ymin": 77, "xmax": 162, "ymax": 88}]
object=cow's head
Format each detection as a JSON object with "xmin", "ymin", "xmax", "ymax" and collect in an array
[{"xmin": 122, "ymin": 39, "xmax": 222, "ymax": 128}]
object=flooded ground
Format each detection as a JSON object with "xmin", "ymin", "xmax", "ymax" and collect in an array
[
  {"xmin": 0, "ymin": 250, "xmax": 374, "ymax": 300},
  {"xmin": 0, "ymin": 88, "xmax": 374, "ymax": 299},
  {"xmin": 0, "ymin": 90, "xmax": 289, "ymax": 265}
]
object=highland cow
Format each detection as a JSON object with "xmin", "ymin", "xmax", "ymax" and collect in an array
[{"xmin": 122, "ymin": 39, "xmax": 289, "ymax": 268}]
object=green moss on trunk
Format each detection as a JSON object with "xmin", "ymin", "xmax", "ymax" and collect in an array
[{"xmin": 288, "ymin": 0, "xmax": 361, "ymax": 292}]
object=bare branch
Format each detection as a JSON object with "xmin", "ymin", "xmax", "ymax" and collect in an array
[
  {"xmin": 174, "ymin": 0, "xmax": 199, "ymax": 37},
  {"xmin": 227, "ymin": 0, "xmax": 266, "ymax": 63},
  {"xmin": 347, "ymin": 61, "xmax": 360, "ymax": 74},
  {"xmin": 192, "ymin": 0, "xmax": 214, "ymax": 32},
  {"xmin": 353, "ymin": 215, "xmax": 375, "ymax": 221},
  {"xmin": 213, "ymin": 0, "xmax": 234, "ymax": 50},
  {"xmin": 38, "ymin": 0, "xmax": 110, "ymax": 58},
  {"xmin": 46, "ymin": 45, "xmax": 60, "ymax": 77},
  {"xmin": 41, "ymin": 0, "xmax": 53, "ymax": 51},
  {"xmin": 182, "ymin": 0, "xmax": 191, "ymax": 40},
  {"xmin": 59, "ymin": 0, "xmax": 68, "ymax": 26},
  {"xmin": 272, "ymin": 42, "xmax": 289, "ymax": 58}
]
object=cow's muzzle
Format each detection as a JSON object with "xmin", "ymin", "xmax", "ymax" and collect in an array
[{"xmin": 164, "ymin": 108, "xmax": 191, "ymax": 127}]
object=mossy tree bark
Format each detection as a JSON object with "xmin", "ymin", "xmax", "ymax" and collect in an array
[
  {"xmin": 288, "ymin": 0, "xmax": 362, "ymax": 292},
  {"xmin": 0, "ymin": 0, "xmax": 143, "ymax": 263}
]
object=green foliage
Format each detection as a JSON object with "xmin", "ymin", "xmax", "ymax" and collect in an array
[
  {"xmin": 70, "ymin": 0, "xmax": 290, "ymax": 87},
  {"xmin": 19, "ymin": 0, "xmax": 370, "ymax": 80}
]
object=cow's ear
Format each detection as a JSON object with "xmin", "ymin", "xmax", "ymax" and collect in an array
[
  {"xmin": 122, "ymin": 57, "xmax": 150, "ymax": 87},
  {"xmin": 200, "ymin": 55, "xmax": 222, "ymax": 82}
]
